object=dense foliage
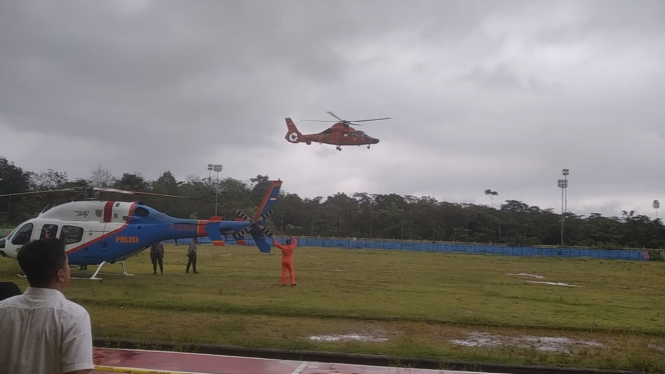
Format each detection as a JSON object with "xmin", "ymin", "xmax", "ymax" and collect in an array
[{"xmin": 1, "ymin": 157, "xmax": 664, "ymax": 249}]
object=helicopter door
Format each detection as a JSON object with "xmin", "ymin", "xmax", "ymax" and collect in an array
[
  {"xmin": 59, "ymin": 224, "xmax": 87, "ymax": 251},
  {"xmin": 38, "ymin": 224, "xmax": 59, "ymax": 240}
]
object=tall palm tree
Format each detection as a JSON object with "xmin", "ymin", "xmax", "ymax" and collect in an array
[{"xmin": 484, "ymin": 189, "xmax": 499, "ymax": 208}]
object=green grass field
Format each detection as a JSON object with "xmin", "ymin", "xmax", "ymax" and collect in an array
[{"xmin": 2, "ymin": 245, "xmax": 665, "ymax": 372}]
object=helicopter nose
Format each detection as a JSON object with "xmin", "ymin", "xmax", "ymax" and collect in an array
[{"xmin": 372, "ymin": 138, "xmax": 380, "ymax": 144}]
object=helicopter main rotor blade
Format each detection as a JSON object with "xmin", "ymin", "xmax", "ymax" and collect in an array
[
  {"xmin": 0, "ymin": 188, "xmax": 78, "ymax": 198},
  {"xmin": 349, "ymin": 117, "xmax": 391, "ymax": 122},
  {"xmin": 94, "ymin": 188, "xmax": 214, "ymax": 202},
  {"xmin": 326, "ymin": 111, "xmax": 346, "ymax": 122},
  {"xmin": 301, "ymin": 120, "xmax": 339, "ymax": 123}
]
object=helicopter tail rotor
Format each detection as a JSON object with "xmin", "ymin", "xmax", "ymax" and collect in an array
[{"xmin": 235, "ymin": 209, "xmax": 274, "ymax": 238}]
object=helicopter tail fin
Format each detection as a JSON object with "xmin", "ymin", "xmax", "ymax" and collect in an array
[
  {"xmin": 251, "ymin": 231, "xmax": 272, "ymax": 253},
  {"xmin": 254, "ymin": 180, "xmax": 282, "ymax": 221},
  {"xmin": 228, "ymin": 180, "xmax": 282, "ymax": 252},
  {"xmin": 285, "ymin": 118, "xmax": 303, "ymax": 143},
  {"xmin": 204, "ymin": 217, "xmax": 226, "ymax": 246}
]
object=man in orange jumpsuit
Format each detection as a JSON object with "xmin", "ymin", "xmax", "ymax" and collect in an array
[{"xmin": 273, "ymin": 236, "xmax": 297, "ymax": 286}]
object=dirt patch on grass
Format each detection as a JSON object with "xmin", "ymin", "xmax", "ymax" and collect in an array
[
  {"xmin": 308, "ymin": 333, "xmax": 389, "ymax": 342},
  {"xmin": 507, "ymin": 273, "xmax": 545, "ymax": 279},
  {"xmin": 451, "ymin": 331, "xmax": 603, "ymax": 353},
  {"xmin": 525, "ymin": 281, "xmax": 583, "ymax": 287}
]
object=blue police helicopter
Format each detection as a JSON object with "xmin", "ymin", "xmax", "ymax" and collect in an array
[{"xmin": 0, "ymin": 180, "xmax": 282, "ymax": 280}]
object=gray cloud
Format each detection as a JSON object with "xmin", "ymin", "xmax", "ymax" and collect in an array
[{"xmin": 1, "ymin": 0, "xmax": 664, "ymax": 218}]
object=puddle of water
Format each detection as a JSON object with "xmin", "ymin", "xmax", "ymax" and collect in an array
[
  {"xmin": 526, "ymin": 281, "xmax": 582, "ymax": 287},
  {"xmin": 507, "ymin": 273, "xmax": 544, "ymax": 279},
  {"xmin": 520, "ymin": 336, "xmax": 603, "ymax": 351},
  {"xmin": 451, "ymin": 332, "xmax": 500, "ymax": 347},
  {"xmin": 308, "ymin": 333, "xmax": 388, "ymax": 342},
  {"xmin": 649, "ymin": 343, "xmax": 665, "ymax": 353},
  {"xmin": 451, "ymin": 332, "xmax": 603, "ymax": 352}
]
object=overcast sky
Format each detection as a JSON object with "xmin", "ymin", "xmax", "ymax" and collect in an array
[{"xmin": 1, "ymin": 0, "xmax": 664, "ymax": 218}]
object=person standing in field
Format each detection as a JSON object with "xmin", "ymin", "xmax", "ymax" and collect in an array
[
  {"xmin": 150, "ymin": 241, "xmax": 165, "ymax": 275},
  {"xmin": 186, "ymin": 237, "xmax": 198, "ymax": 274},
  {"xmin": 273, "ymin": 236, "xmax": 297, "ymax": 286}
]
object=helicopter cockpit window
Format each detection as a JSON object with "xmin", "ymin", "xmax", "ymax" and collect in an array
[
  {"xmin": 60, "ymin": 225, "xmax": 84, "ymax": 245},
  {"xmin": 39, "ymin": 224, "xmax": 59, "ymax": 240},
  {"xmin": 11, "ymin": 223, "xmax": 34, "ymax": 246},
  {"xmin": 343, "ymin": 133, "xmax": 348, "ymax": 137},
  {"xmin": 133, "ymin": 207, "xmax": 149, "ymax": 217}
]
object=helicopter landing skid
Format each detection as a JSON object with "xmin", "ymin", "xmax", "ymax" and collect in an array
[
  {"xmin": 87, "ymin": 261, "xmax": 134, "ymax": 280},
  {"xmin": 120, "ymin": 261, "xmax": 134, "ymax": 277},
  {"xmin": 89, "ymin": 261, "xmax": 106, "ymax": 280},
  {"xmin": 73, "ymin": 261, "xmax": 130, "ymax": 281}
]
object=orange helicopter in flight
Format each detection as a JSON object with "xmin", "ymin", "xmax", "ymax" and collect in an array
[{"xmin": 284, "ymin": 111, "xmax": 390, "ymax": 151}]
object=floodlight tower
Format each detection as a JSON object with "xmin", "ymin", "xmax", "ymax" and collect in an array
[
  {"xmin": 654, "ymin": 200, "xmax": 660, "ymax": 219},
  {"xmin": 558, "ymin": 178, "xmax": 568, "ymax": 246},
  {"xmin": 213, "ymin": 164, "xmax": 222, "ymax": 216},
  {"xmin": 562, "ymin": 169, "xmax": 569, "ymax": 213},
  {"xmin": 207, "ymin": 164, "xmax": 213, "ymax": 184}
]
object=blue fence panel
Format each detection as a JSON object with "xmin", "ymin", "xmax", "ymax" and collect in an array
[{"xmin": 164, "ymin": 235, "xmax": 654, "ymax": 261}]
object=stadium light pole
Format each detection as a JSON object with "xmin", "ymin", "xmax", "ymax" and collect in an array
[
  {"xmin": 212, "ymin": 164, "xmax": 222, "ymax": 216},
  {"xmin": 207, "ymin": 164, "xmax": 213, "ymax": 216},
  {"xmin": 654, "ymin": 200, "xmax": 660, "ymax": 219},
  {"xmin": 558, "ymin": 178, "xmax": 568, "ymax": 246},
  {"xmin": 562, "ymin": 169, "xmax": 569, "ymax": 214}
]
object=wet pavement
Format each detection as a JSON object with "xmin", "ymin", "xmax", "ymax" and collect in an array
[{"xmin": 91, "ymin": 347, "xmax": 495, "ymax": 374}]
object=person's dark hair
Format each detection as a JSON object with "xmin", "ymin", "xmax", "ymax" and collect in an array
[
  {"xmin": 286, "ymin": 239, "xmax": 292, "ymax": 245},
  {"xmin": 0, "ymin": 282, "xmax": 22, "ymax": 301},
  {"xmin": 17, "ymin": 238, "xmax": 68, "ymax": 288}
]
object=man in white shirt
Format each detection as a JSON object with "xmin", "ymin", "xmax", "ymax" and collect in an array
[{"xmin": 0, "ymin": 238, "xmax": 94, "ymax": 374}]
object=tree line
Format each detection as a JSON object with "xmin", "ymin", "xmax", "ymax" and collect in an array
[{"xmin": 2, "ymin": 156, "xmax": 664, "ymax": 249}]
